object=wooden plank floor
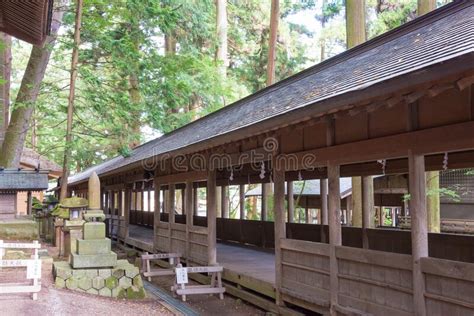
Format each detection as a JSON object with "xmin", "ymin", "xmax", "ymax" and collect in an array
[{"xmin": 127, "ymin": 225, "xmax": 276, "ymax": 285}]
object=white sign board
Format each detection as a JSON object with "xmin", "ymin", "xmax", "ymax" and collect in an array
[
  {"xmin": 27, "ymin": 260, "xmax": 42, "ymax": 279},
  {"xmin": 175, "ymin": 267, "xmax": 188, "ymax": 284}
]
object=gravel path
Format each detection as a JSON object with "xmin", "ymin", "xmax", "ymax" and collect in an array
[{"xmin": 0, "ymin": 260, "xmax": 173, "ymax": 316}]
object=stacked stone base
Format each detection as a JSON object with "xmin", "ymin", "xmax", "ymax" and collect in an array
[{"xmin": 53, "ymin": 260, "xmax": 146, "ymax": 299}]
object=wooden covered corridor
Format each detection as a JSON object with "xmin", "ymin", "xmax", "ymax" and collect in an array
[{"xmin": 67, "ymin": 2, "xmax": 474, "ymax": 315}]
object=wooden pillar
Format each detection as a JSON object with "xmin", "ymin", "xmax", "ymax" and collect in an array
[
  {"xmin": 287, "ymin": 181, "xmax": 294, "ymax": 223},
  {"xmin": 273, "ymin": 155, "xmax": 286, "ymax": 306},
  {"xmin": 351, "ymin": 176, "xmax": 362, "ymax": 227},
  {"xmin": 408, "ymin": 151, "xmax": 428, "ymax": 316},
  {"xmin": 124, "ymin": 188, "xmax": 131, "ymax": 238},
  {"xmin": 239, "ymin": 184, "xmax": 245, "ymax": 219},
  {"xmin": 167, "ymin": 184, "xmax": 175, "ymax": 251},
  {"xmin": 193, "ymin": 185, "xmax": 198, "ymax": 216},
  {"xmin": 321, "ymin": 178, "xmax": 328, "ymax": 242},
  {"xmin": 207, "ymin": 169, "xmax": 217, "ymax": 265},
  {"xmin": 167, "ymin": 184, "xmax": 175, "ymax": 223},
  {"xmin": 328, "ymin": 162, "xmax": 341, "ymax": 313},
  {"xmin": 26, "ymin": 191, "xmax": 32, "ymax": 215},
  {"xmin": 321, "ymin": 179, "xmax": 328, "ymax": 225},
  {"xmin": 261, "ymin": 183, "xmax": 267, "ymax": 221},
  {"xmin": 426, "ymin": 171, "xmax": 440, "ymax": 233},
  {"xmin": 153, "ymin": 179, "xmax": 161, "ymax": 252},
  {"xmin": 362, "ymin": 175, "xmax": 374, "ymax": 249},
  {"xmin": 305, "ymin": 206, "xmax": 309, "ymax": 223},
  {"xmin": 185, "ymin": 180, "xmax": 193, "ymax": 261},
  {"xmin": 221, "ymin": 185, "xmax": 229, "ymax": 218}
]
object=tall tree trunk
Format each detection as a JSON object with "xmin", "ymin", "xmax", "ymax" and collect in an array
[
  {"xmin": 418, "ymin": 0, "xmax": 439, "ymax": 232},
  {"xmin": 60, "ymin": 0, "xmax": 83, "ymax": 201},
  {"xmin": 263, "ymin": 0, "xmax": 280, "ymax": 213},
  {"xmin": 346, "ymin": 0, "xmax": 366, "ymax": 49},
  {"xmin": 418, "ymin": 0, "xmax": 435, "ymax": 16},
  {"xmin": 320, "ymin": 0, "xmax": 327, "ymax": 62},
  {"xmin": 127, "ymin": 19, "xmax": 142, "ymax": 149},
  {"xmin": 165, "ymin": 34, "xmax": 176, "ymax": 56},
  {"xmin": 0, "ymin": 32, "xmax": 11, "ymax": 145},
  {"xmin": 0, "ymin": 8, "xmax": 64, "ymax": 168},
  {"xmin": 216, "ymin": 0, "xmax": 228, "ymax": 78},
  {"xmin": 346, "ymin": 0, "xmax": 366, "ymax": 226},
  {"xmin": 266, "ymin": 0, "xmax": 279, "ymax": 86}
]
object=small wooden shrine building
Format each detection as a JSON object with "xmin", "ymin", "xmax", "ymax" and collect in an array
[{"xmin": 68, "ymin": 2, "xmax": 474, "ymax": 315}]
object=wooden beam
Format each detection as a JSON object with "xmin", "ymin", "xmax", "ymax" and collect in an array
[
  {"xmin": 287, "ymin": 181, "xmax": 294, "ymax": 223},
  {"xmin": 327, "ymin": 162, "xmax": 341, "ymax": 313},
  {"xmin": 273, "ymin": 154, "xmax": 286, "ymax": 306},
  {"xmin": 291, "ymin": 121, "xmax": 474, "ymax": 170},
  {"xmin": 408, "ymin": 150, "xmax": 427, "ymax": 316},
  {"xmin": 207, "ymin": 169, "xmax": 217, "ymax": 265},
  {"xmin": 155, "ymin": 171, "xmax": 207, "ymax": 184}
]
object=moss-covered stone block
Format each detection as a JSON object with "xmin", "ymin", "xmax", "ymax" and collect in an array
[
  {"xmin": 98, "ymin": 269, "xmax": 112, "ymax": 278},
  {"xmin": 0, "ymin": 220, "xmax": 39, "ymax": 240},
  {"xmin": 72, "ymin": 269, "xmax": 86, "ymax": 278},
  {"xmin": 126, "ymin": 286, "xmax": 146, "ymax": 299},
  {"xmin": 86, "ymin": 288, "xmax": 99, "ymax": 295},
  {"xmin": 133, "ymin": 275, "xmax": 143, "ymax": 288},
  {"xmin": 99, "ymin": 287, "xmax": 112, "ymax": 297},
  {"xmin": 111, "ymin": 286, "xmax": 127, "ymax": 298},
  {"xmin": 66, "ymin": 277, "xmax": 78, "ymax": 290},
  {"xmin": 54, "ymin": 263, "xmax": 72, "ymax": 279},
  {"xmin": 112, "ymin": 267, "xmax": 125, "ymax": 279},
  {"xmin": 119, "ymin": 276, "xmax": 132, "ymax": 289},
  {"xmin": 125, "ymin": 265, "xmax": 139, "ymax": 278},
  {"xmin": 55, "ymin": 277, "xmax": 66, "ymax": 288},
  {"xmin": 78, "ymin": 277, "xmax": 92, "ymax": 291},
  {"xmin": 92, "ymin": 276, "xmax": 105, "ymax": 289},
  {"xmin": 105, "ymin": 276, "xmax": 118, "ymax": 289},
  {"xmin": 85, "ymin": 269, "xmax": 98, "ymax": 278}
]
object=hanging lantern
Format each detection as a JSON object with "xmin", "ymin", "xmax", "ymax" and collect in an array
[
  {"xmin": 377, "ymin": 159, "xmax": 386, "ymax": 175},
  {"xmin": 229, "ymin": 168, "xmax": 234, "ymax": 181}
]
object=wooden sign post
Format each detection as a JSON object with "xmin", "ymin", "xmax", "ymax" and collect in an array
[{"xmin": 0, "ymin": 240, "xmax": 42, "ymax": 300}]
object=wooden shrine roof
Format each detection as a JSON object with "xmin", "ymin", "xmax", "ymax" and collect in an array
[
  {"xmin": 0, "ymin": 0, "xmax": 53, "ymax": 46},
  {"xmin": 69, "ymin": 1, "xmax": 474, "ymax": 185},
  {"xmin": 0, "ymin": 170, "xmax": 49, "ymax": 192}
]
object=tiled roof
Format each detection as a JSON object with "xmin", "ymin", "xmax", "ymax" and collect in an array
[{"xmin": 69, "ymin": 1, "xmax": 474, "ymax": 185}]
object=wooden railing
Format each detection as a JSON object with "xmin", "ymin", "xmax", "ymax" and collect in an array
[
  {"xmin": 399, "ymin": 216, "xmax": 474, "ymax": 234},
  {"xmin": 280, "ymin": 239, "xmax": 330, "ymax": 308},
  {"xmin": 421, "ymin": 257, "xmax": 474, "ymax": 314},
  {"xmin": 336, "ymin": 246, "xmax": 414, "ymax": 315}
]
